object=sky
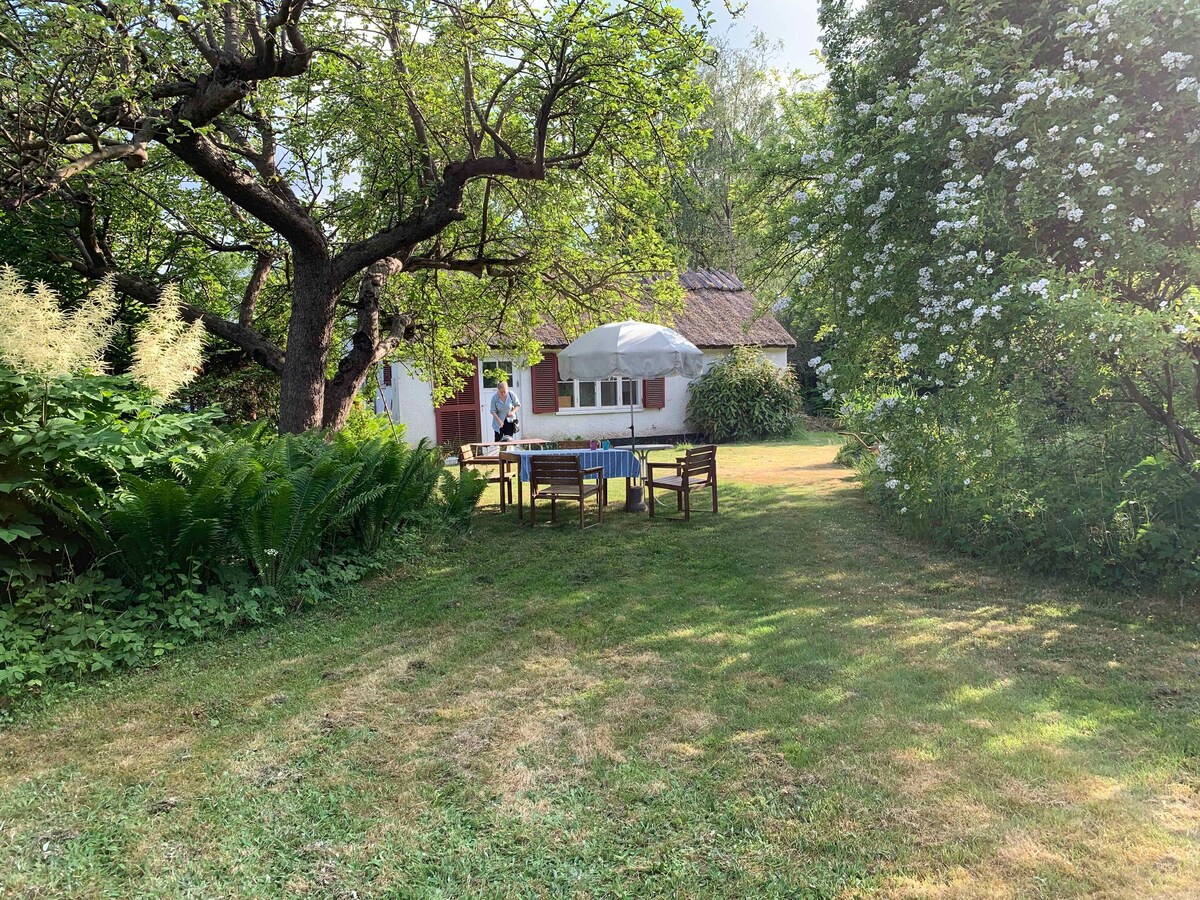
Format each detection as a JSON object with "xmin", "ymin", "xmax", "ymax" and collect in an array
[{"xmin": 685, "ymin": 0, "xmax": 826, "ymax": 78}]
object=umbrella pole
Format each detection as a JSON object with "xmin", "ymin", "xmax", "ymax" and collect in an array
[
  {"xmin": 626, "ymin": 396, "xmax": 647, "ymax": 513},
  {"xmin": 629, "ymin": 398, "xmax": 636, "ymax": 458}
]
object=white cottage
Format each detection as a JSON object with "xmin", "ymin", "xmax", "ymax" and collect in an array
[{"xmin": 375, "ymin": 269, "xmax": 795, "ymax": 448}]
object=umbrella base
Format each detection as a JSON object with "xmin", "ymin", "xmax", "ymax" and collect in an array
[{"xmin": 625, "ymin": 485, "xmax": 647, "ymax": 513}]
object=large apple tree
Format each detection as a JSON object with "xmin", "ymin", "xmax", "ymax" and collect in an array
[{"xmin": 0, "ymin": 0, "xmax": 708, "ymax": 430}]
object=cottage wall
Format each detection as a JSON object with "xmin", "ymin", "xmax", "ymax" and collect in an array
[
  {"xmin": 377, "ymin": 363, "xmax": 438, "ymax": 443},
  {"xmin": 375, "ymin": 347, "xmax": 791, "ymax": 446}
]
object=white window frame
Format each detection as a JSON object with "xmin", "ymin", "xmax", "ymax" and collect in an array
[
  {"xmin": 555, "ymin": 376, "xmax": 642, "ymax": 414},
  {"xmin": 480, "ymin": 359, "xmax": 516, "ymax": 390}
]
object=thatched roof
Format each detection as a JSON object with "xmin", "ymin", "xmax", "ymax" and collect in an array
[{"xmin": 531, "ymin": 269, "xmax": 795, "ymax": 350}]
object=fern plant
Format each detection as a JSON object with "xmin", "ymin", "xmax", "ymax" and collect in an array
[
  {"xmin": 106, "ymin": 477, "xmax": 228, "ymax": 587},
  {"xmin": 438, "ymin": 468, "xmax": 488, "ymax": 531},
  {"xmin": 333, "ymin": 436, "xmax": 443, "ymax": 552},
  {"xmin": 235, "ymin": 436, "xmax": 376, "ymax": 589},
  {"xmin": 102, "ymin": 443, "xmax": 265, "ymax": 588}
]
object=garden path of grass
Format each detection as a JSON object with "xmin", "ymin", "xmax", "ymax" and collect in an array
[{"xmin": 3, "ymin": 436, "xmax": 1199, "ymax": 898}]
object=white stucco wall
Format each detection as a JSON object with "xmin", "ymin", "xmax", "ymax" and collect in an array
[
  {"xmin": 374, "ymin": 363, "xmax": 438, "ymax": 444},
  {"xmin": 376, "ymin": 347, "xmax": 792, "ymax": 445}
]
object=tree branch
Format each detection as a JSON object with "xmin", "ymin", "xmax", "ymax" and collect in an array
[
  {"xmin": 240, "ymin": 250, "xmax": 275, "ymax": 326},
  {"xmin": 51, "ymin": 248, "xmax": 286, "ymax": 375},
  {"xmin": 1118, "ymin": 373, "xmax": 1200, "ymax": 469}
]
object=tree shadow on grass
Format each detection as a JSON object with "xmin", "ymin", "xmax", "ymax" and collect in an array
[{"xmin": 463, "ymin": 477, "xmax": 1200, "ymax": 893}]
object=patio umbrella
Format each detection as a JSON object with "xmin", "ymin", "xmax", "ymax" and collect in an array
[{"xmin": 556, "ymin": 320, "xmax": 704, "ymax": 454}]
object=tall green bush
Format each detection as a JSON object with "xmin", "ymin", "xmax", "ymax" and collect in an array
[
  {"xmin": 686, "ymin": 346, "xmax": 802, "ymax": 442},
  {"xmin": 0, "ymin": 369, "xmax": 222, "ymax": 589},
  {"xmin": 0, "ymin": 272, "xmax": 485, "ymax": 704}
]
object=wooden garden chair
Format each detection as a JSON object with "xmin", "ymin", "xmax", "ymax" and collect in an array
[
  {"xmin": 647, "ymin": 445, "xmax": 718, "ymax": 521},
  {"xmin": 529, "ymin": 455, "xmax": 604, "ymax": 529},
  {"xmin": 554, "ymin": 439, "xmax": 592, "ymax": 449},
  {"xmin": 459, "ymin": 443, "xmax": 513, "ymax": 511}
]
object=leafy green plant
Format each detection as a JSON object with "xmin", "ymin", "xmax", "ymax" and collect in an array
[
  {"xmin": 233, "ymin": 435, "xmax": 375, "ymax": 589},
  {"xmin": 332, "ymin": 436, "xmax": 443, "ymax": 552},
  {"xmin": 437, "ymin": 468, "xmax": 489, "ymax": 531},
  {"xmin": 101, "ymin": 444, "xmax": 269, "ymax": 588},
  {"xmin": 0, "ymin": 570, "xmax": 273, "ymax": 701},
  {"xmin": 0, "ymin": 368, "xmax": 222, "ymax": 589},
  {"xmin": 105, "ymin": 477, "xmax": 229, "ymax": 586},
  {"xmin": 686, "ymin": 347, "xmax": 802, "ymax": 442},
  {"xmin": 1, "ymin": 367, "xmax": 477, "ymax": 702},
  {"xmin": 340, "ymin": 401, "xmax": 406, "ymax": 445}
]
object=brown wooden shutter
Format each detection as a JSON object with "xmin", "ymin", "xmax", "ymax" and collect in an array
[
  {"xmin": 382, "ymin": 364, "xmax": 393, "ymax": 387},
  {"xmin": 642, "ymin": 377, "xmax": 666, "ymax": 409},
  {"xmin": 531, "ymin": 353, "xmax": 559, "ymax": 413},
  {"xmin": 435, "ymin": 362, "xmax": 481, "ymax": 446}
]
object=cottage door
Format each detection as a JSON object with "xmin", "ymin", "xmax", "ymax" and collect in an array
[
  {"xmin": 479, "ymin": 359, "xmax": 518, "ymax": 443},
  {"xmin": 434, "ymin": 360, "xmax": 482, "ymax": 448}
]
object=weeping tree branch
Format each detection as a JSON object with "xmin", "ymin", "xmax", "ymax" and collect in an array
[{"xmin": 240, "ymin": 250, "xmax": 275, "ymax": 326}]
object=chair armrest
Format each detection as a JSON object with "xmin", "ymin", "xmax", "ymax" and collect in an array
[{"xmin": 581, "ymin": 465, "xmax": 604, "ymax": 477}]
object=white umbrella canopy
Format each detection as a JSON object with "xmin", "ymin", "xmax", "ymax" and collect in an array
[
  {"xmin": 556, "ymin": 320, "xmax": 704, "ymax": 381},
  {"xmin": 556, "ymin": 321, "xmax": 705, "ymax": 461}
]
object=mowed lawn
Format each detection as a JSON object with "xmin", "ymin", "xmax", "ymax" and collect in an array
[{"xmin": 3, "ymin": 437, "xmax": 1199, "ymax": 898}]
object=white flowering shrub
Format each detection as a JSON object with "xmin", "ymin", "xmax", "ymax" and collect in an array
[{"xmin": 792, "ymin": 0, "xmax": 1200, "ymax": 590}]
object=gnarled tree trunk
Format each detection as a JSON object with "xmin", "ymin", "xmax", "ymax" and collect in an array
[
  {"xmin": 320, "ymin": 257, "xmax": 409, "ymax": 431},
  {"xmin": 278, "ymin": 255, "xmax": 339, "ymax": 433}
]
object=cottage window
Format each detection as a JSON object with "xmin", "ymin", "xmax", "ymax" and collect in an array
[
  {"xmin": 481, "ymin": 359, "xmax": 515, "ymax": 389},
  {"xmin": 556, "ymin": 377, "xmax": 640, "ymax": 411}
]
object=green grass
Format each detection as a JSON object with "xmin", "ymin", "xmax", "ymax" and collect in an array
[{"xmin": 2, "ymin": 436, "xmax": 1199, "ymax": 898}]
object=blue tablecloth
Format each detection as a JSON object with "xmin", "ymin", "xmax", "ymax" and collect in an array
[{"xmin": 506, "ymin": 449, "xmax": 640, "ymax": 483}]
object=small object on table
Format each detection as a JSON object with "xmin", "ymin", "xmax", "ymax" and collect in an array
[{"xmin": 471, "ymin": 438, "xmax": 546, "ymax": 456}]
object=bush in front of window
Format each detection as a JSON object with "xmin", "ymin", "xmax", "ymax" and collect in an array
[{"xmin": 686, "ymin": 346, "xmax": 802, "ymax": 443}]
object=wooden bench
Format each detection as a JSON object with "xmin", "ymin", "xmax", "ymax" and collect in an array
[
  {"xmin": 529, "ymin": 455, "xmax": 604, "ymax": 529},
  {"xmin": 646, "ymin": 445, "xmax": 718, "ymax": 521},
  {"xmin": 459, "ymin": 443, "xmax": 513, "ymax": 511}
]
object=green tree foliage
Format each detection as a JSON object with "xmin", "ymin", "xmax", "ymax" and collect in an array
[
  {"xmin": 686, "ymin": 346, "xmax": 802, "ymax": 442},
  {"xmin": 784, "ymin": 0, "xmax": 1200, "ymax": 590},
  {"xmin": 662, "ymin": 37, "xmax": 833, "ymax": 407},
  {"xmin": 0, "ymin": 0, "xmax": 711, "ymax": 432}
]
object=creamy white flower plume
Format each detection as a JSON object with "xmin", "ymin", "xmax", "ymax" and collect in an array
[
  {"xmin": 130, "ymin": 284, "xmax": 205, "ymax": 399},
  {"xmin": 0, "ymin": 267, "xmax": 117, "ymax": 379}
]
